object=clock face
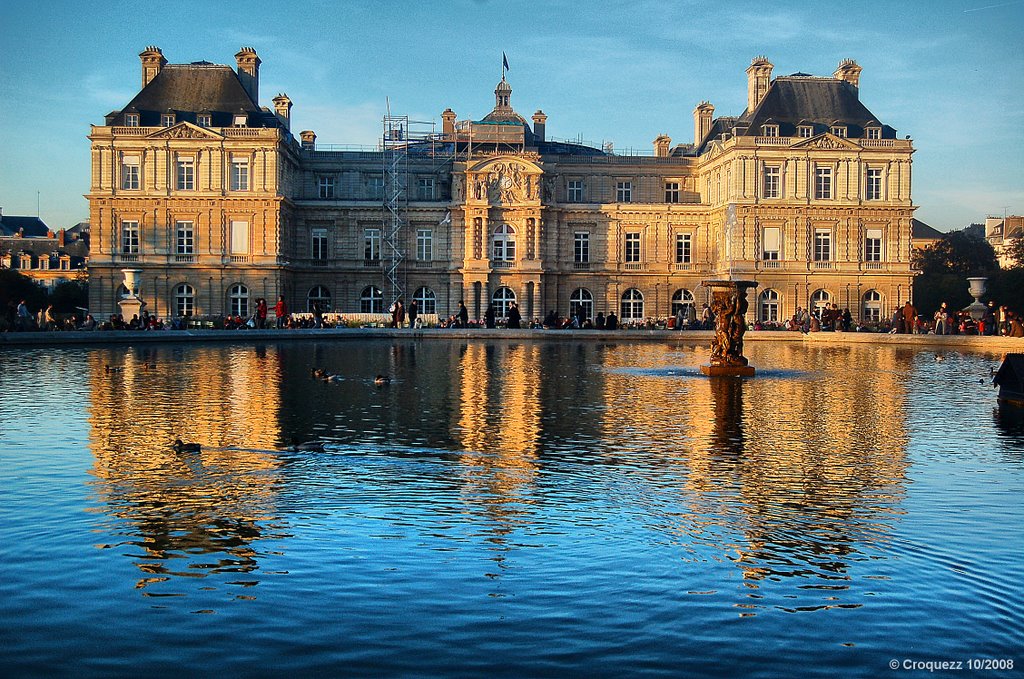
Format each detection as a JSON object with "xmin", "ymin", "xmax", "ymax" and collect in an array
[{"xmin": 501, "ymin": 176, "xmax": 513, "ymax": 189}]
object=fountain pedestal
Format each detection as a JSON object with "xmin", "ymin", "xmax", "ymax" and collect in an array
[{"xmin": 700, "ymin": 279, "xmax": 758, "ymax": 377}]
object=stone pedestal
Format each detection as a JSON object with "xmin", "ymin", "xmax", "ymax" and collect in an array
[{"xmin": 700, "ymin": 279, "xmax": 758, "ymax": 377}]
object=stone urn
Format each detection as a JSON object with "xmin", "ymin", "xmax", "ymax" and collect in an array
[
  {"xmin": 121, "ymin": 268, "xmax": 143, "ymax": 297},
  {"xmin": 966, "ymin": 277, "xmax": 987, "ymax": 321},
  {"xmin": 118, "ymin": 268, "xmax": 145, "ymax": 321},
  {"xmin": 700, "ymin": 279, "xmax": 758, "ymax": 377}
]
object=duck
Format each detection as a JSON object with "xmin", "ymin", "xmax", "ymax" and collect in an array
[
  {"xmin": 172, "ymin": 439, "xmax": 202, "ymax": 453},
  {"xmin": 374, "ymin": 374, "xmax": 391, "ymax": 386},
  {"xmin": 288, "ymin": 437, "xmax": 326, "ymax": 452},
  {"xmin": 104, "ymin": 364, "xmax": 124, "ymax": 374}
]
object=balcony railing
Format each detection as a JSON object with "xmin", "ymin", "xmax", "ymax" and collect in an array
[
  {"xmin": 118, "ymin": 254, "xmax": 139, "ymax": 263},
  {"xmin": 863, "ymin": 261, "xmax": 885, "ymax": 270},
  {"xmin": 760, "ymin": 260, "xmax": 781, "ymax": 269},
  {"xmin": 174, "ymin": 254, "xmax": 195, "ymax": 263},
  {"xmin": 492, "ymin": 260, "xmax": 514, "ymax": 269},
  {"xmin": 674, "ymin": 262, "xmax": 692, "ymax": 271},
  {"xmin": 573, "ymin": 262, "xmax": 591, "ymax": 271},
  {"xmin": 813, "ymin": 261, "xmax": 833, "ymax": 270},
  {"xmin": 363, "ymin": 259, "xmax": 380, "ymax": 268},
  {"xmin": 229, "ymin": 255, "xmax": 249, "ymax": 264},
  {"xmin": 623, "ymin": 262, "xmax": 644, "ymax": 270}
]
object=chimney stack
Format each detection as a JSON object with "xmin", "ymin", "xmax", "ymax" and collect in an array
[
  {"xmin": 532, "ymin": 110, "xmax": 547, "ymax": 143},
  {"xmin": 746, "ymin": 56, "xmax": 773, "ymax": 112},
  {"xmin": 300, "ymin": 130, "xmax": 316, "ymax": 151},
  {"xmin": 139, "ymin": 46, "xmax": 166, "ymax": 88},
  {"xmin": 693, "ymin": 102, "xmax": 715, "ymax": 145},
  {"xmin": 833, "ymin": 59, "xmax": 862, "ymax": 94},
  {"xmin": 441, "ymin": 108, "xmax": 457, "ymax": 137},
  {"xmin": 272, "ymin": 93, "xmax": 292, "ymax": 130},
  {"xmin": 235, "ymin": 47, "xmax": 261, "ymax": 103},
  {"xmin": 653, "ymin": 134, "xmax": 671, "ymax": 157},
  {"xmin": 58, "ymin": 230, "xmax": 66, "ymax": 247}
]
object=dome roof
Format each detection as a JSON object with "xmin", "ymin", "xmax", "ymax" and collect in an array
[{"xmin": 495, "ymin": 77, "xmax": 512, "ymax": 93}]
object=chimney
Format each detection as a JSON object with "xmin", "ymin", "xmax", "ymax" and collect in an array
[
  {"xmin": 272, "ymin": 93, "xmax": 292, "ymax": 130},
  {"xmin": 235, "ymin": 47, "xmax": 261, "ymax": 103},
  {"xmin": 58, "ymin": 230, "xmax": 66, "ymax": 247},
  {"xmin": 653, "ymin": 134, "xmax": 671, "ymax": 157},
  {"xmin": 532, "ymin": 110, "xmax": 547, "ymax": 143},
  {"xmin": 693, "ymin": 101, "xmax": 715, "ymax": 145},
  {"xmin": 746, "ymin": 56, "xmax": 773, "ymax": 112},
  {"xmin": 834, "ymin": 59, "xmax": 862, "ymax": 93},
  {"xmin": 441, "ymin": 108, "xmax": 457, "ymax": 137},
  {"xmin": 300, "ymin": 130, "xmax": 316, "ymax": 151},
  {"xmin": 139, "ymin": 46, "xmax": 166, "ymax": 88}
]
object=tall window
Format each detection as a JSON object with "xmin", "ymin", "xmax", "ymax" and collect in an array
[
  {"xmin": 230, "ymin": 220, "xmax": 249, "ymax": 255},
  {"xmin": 811, "ymin": 289, "xmax": 831, "ymax": 317},
  {"xmin": 759, "ymin": 289, "xmax": 780, "ymax": 322},
  {"xmin": 862, "ymin": 290, "xmax": 882, "ymax": 322},
  {"xmin": 865, "ymin": 228, "xmax": 883, "ymax": 262},
  {"xmin": 122, "ymin": 158, "xmax": 140, "ymax": 190},
  {"xmin": 176, "ymin": 158, "xmax": 195, "ymax": 191},
  {"xmin": 574, "ymin": 231, "xmax": 590, "ymax": 263},
  {"xmin": 570, "ymin": 288, "xmax": 593, "ymax": 321},
  {"xmin": 567, "ymin": 180, "xmax": 584, "ymax": 202},
  {"xmin": 312, "ymin": 228, "xmax": 328, "ymax": 260},
  {"xmin": 671, "ymin": 288, "xmax": 694, "ymax": 316},
  {"xmin": 360, "ymin": 286, "xmax": 383, "ymax": 313},
  {"xmin": 417, "ymin": 178, "xmax": 434, "ymax": 200},
  {"xmin": 675, "ymin": 233, "xmax": 692, "ymax": 264},
  {"xmin": 229, "ymin": 284, "xmax": 250, "ymax": 317},
  {"xmin": 416, "ymin": 228, "xmax": 433, "ymax": 261},
  {"xmin": 762, "ymin": 226, "xmax": 781, "ymax": 260},
  {"xmin": 364, "ymin": 228, "xmax": 380, "ymax": 261},
  {"xmin": 175, "ymin": 221, "xmax": 194, "ymax": 255},
  {"xmin": 814, "ymin": 228, "xmax": 832, "ymax": 261},
  {"xmin": 308, "ymin": 285, "xmax": 331, "ymax": 312},
  {"xmin": 866, "ymin": 168, "xmax": 883, "ymax": 201},
  {"xmin": 625, "ymin": 232, "xmax": 641, "ymax": 263},
  {"xmin": 174, "ymin": 284, "xmax": 195, "ymax": 316},
  {"xmin": 763, "ymin": 165, "xmax": 780, "ymax": 198},
  {"xmin": 318, "ymin": 176, "xmax": 335, "ymax": 199},
  {"xmin": 414, "ymin": 287, "xmax": 437, "ymax": 315},
  {"xmin": 620, "ymin": 288, "xmax": 644, "ymax": 320},
  {"xmin": 121, "ymin": 221, "xmax": 139, "ymax": 254},
  {"xmin": 815, "ymin": 166, "xmax": 832, "ymax": 200},
  {"xmin": 616, "ymin": 181, "xmax": 632, "ymax": 203},
  {"xmin": 368, "ymin": 176, "xmax": 384, "ymax": 200},
  {"xmin": 492, "ymin": 287, "xmax": 516, "ymax": 316},
  {"xmin": 231, "ymin": 159, "xmax": 249, "ymax": 191},
  {"xmin": 492, "ymin": 225, "xmax": 516, "ymax": 262},
  {"xmin": 665, "ymin": 181, "xmax": 680, "ymax": 203}
]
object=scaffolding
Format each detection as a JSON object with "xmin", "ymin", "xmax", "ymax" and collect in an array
[{"xmin": 380, "ymin": 113, "xmax": 452, "ymax": 306}]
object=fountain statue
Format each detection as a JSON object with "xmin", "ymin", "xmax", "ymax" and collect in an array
[
  {"xmin": 700, "ymin": 279, "xmax": 758, "ymax": 377},
  {"xmin": 118, "ymin": 269, "xmax": 146, "ymax": 322}
]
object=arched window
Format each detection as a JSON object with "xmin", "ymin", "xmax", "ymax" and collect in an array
[
  {"xmin": 759, "ymin": 289, "xmax": 780, "ymax": 322},
  {"xmin": 307, "ymin": 285, "xmax": 331, "ymax": 312},
  {"xmin": 414, "ymin": 286, "xmax": 436, "ymax": 315},
  {"xmin": 810, "ymin": 289, "xmax": 831, "ymax": 318},
  {"xmin": 671, "ymin": 288, "xmax": 694, "ymax": 316},
  {"xmin": 174, "ymin": 283, "xmax": 195, "ymax": 317},
  {"xmin": 492, "ymin": 224, "xmax": 516, "ymax": 262},
  {"xmin": 621, "ymin": 288, "xmax": 644, "ymax": 321},
  {"xmin": 570, "ymin": 288, "xmax": 593, "ymax": 321},
  {"xmin": 360, "ymin": 286, "xmax": 382, "ymax": 313},
  {"xmin": 492, "ymin": 287, "xmax": 517, "ymax": 316},
  {"xmin": 862, "ymin": 290, "xmax": 883, "ymax": 323},
  {"xmin": 228, "ymin": 284, "xmax": 249, "ymax": 318}
]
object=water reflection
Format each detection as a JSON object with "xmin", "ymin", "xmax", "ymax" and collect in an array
[{"xmin": 84, "ymin": 340, "xmax": 918, "ymax": 613}]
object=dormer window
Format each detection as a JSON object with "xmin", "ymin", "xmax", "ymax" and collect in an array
[
  {"xmin": 161, "ymin": 113, "xmax": 175, "ymax": 127},
  {"xmin": 798, "ymin": 125, "xmax": 813, "ymax": 138},
  {"xmin": 125, "ymin": 113, "xmax": 140, "ymax": 127},
  {"xmin": 762, "ymin": 124, "xmax": 779, "ymax": 137},
  {"xmin": 197, "ymin": 113, "xmax": 212, "ymax": 127},
  {"xmin": 233, "ymin": 112, "xmax": 248, "ymax": 127},
  {"xmin": 865, "ymin": 126, "xmax": 881, "ymax": 140},
  {"xmin": 830, "ymin": 125, "xmax": 847, "ymax": 137}
]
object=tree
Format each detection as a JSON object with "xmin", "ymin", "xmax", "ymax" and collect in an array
[
  {"xmin": 48, "ymin": 280, "xmax": 89, "ymax": 313},
  {"xmin": 1004, "ymin": 236, "xmax": 1024, "ymax": 270},
  {"xmin": 0, "ymin": 269, "xmax": 46, "ymax": 312},
  {"xmin": 912, "ymin": 230, "xmax": 998, "ymax": 276}
]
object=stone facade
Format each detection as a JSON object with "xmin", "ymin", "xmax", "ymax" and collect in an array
[{"xmin": 88, "ymin": 48, "xmax": 917, "ymax": 325}]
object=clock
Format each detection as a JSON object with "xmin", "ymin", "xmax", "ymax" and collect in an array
[{"xmin": 501, "ymin": 176, "xmax": 513, "ymax": 189}]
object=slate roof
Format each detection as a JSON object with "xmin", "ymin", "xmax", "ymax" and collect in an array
[
  {"xmin": 0, "ymin": 215, "xmax": 50, "ymax": 237},
  {"xmin": 106, "ymin": 63, "xmax": 281, "ymax": 128},
  {"xmin": 695, "ymin": 75, "xmax": 897, "ymax": 155},
  {"xmin": 912, "ymin": 218, "xmax": 944, "ymax": 240}
]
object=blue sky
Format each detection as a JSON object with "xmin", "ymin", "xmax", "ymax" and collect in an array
[{"xmin": 1, "ymin": 0, "xmax": 1022, "ymax": 231}]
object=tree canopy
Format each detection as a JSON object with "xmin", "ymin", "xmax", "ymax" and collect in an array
[
  {"xmin": 912, "ymin": 230, "xmax": 998, "ymax": 276},
  {"xmin": 1004, "ymin": 236, "xmax": 1024, "ymax": 270}
]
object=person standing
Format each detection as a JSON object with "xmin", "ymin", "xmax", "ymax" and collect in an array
[
  {"xmin": 605, "ymin": 311, "xmax": 618, "ymax": 330},
  {"xmin": 275, "ymin": 295, "xmax": 288, "ymax": 329},
  {"xmin": 507, "ymin": 302, "xmax": 521, "ymax": 329},
  {"xmin": 902, "ymin": 300, "xmax": 917, "ymax": 334},
  {"xmin": 934, "ymin": 302, "xmax": 949, "ymax": 335},
  {"xmin": 484, "ymin": 305, "xmax": 496, "ymax": 329},
  {"xmin": 407, "ymin": 299, "xmax": 418, "ymax": 328},
  {"xmin": 256, "ymin": 297, "xmax": 268, "ymax": 329},
  {"xmin": 457, "ymin": 301, "xmax": 469, "ymax": 328}
]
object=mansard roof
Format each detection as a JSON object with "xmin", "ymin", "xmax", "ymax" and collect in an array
[
  {"xmin": 912, "ymin": 218, "xmax": 944, "ymax": 240},
  {"xmin": 741, "ymin": 77, "xmax": 895, "ymax": 138},
  {"xmin": 0, "ymin": 215, "xmax": 50, "ymax": 237},
  {"xmin": 106, "ymin": 63, "xmax": 281, "ymax": 128}
]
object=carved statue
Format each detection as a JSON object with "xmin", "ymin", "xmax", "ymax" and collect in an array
[
  {"xmin": 708, "ymin": 286, "xmax": 751, "ymax": 367},
  {"xmin": 452, "ymin": 175, "xmax": 463, "ymax": 202}
]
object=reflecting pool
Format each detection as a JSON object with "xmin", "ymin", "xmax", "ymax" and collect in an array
[{"xmin": 1, "ymin": 340, "xmax": 1021, "ymax": 677}]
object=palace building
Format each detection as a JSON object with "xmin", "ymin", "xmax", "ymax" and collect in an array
[{"xmin": 87, "ymin": 47, "xmax": 917, "ymax": 325}]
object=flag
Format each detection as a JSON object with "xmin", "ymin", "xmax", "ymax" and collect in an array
[{"xmin": 502, "ymin": 52, "xmax": 509, "ymax": 72}]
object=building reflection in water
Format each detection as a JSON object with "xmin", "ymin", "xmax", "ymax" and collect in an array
[{"xmin": 86, "ymin": 339, "xmax": 912, "ymax": 612}]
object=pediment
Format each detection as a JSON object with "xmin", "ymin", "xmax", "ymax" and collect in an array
[
  {"xmin": 467, "ymin": 155, "xmax": 542, "ymax": 175},
  {"xmin": 460, "ymin": 156, "xmax": 543, "ymax": 205},
  {"xmin": 146, "ymin": 122, "xmax": 224, "ymax": 140},
  {"xmin": 790, "ymin": 133, "xmax": 859, "ymax": 150}
]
